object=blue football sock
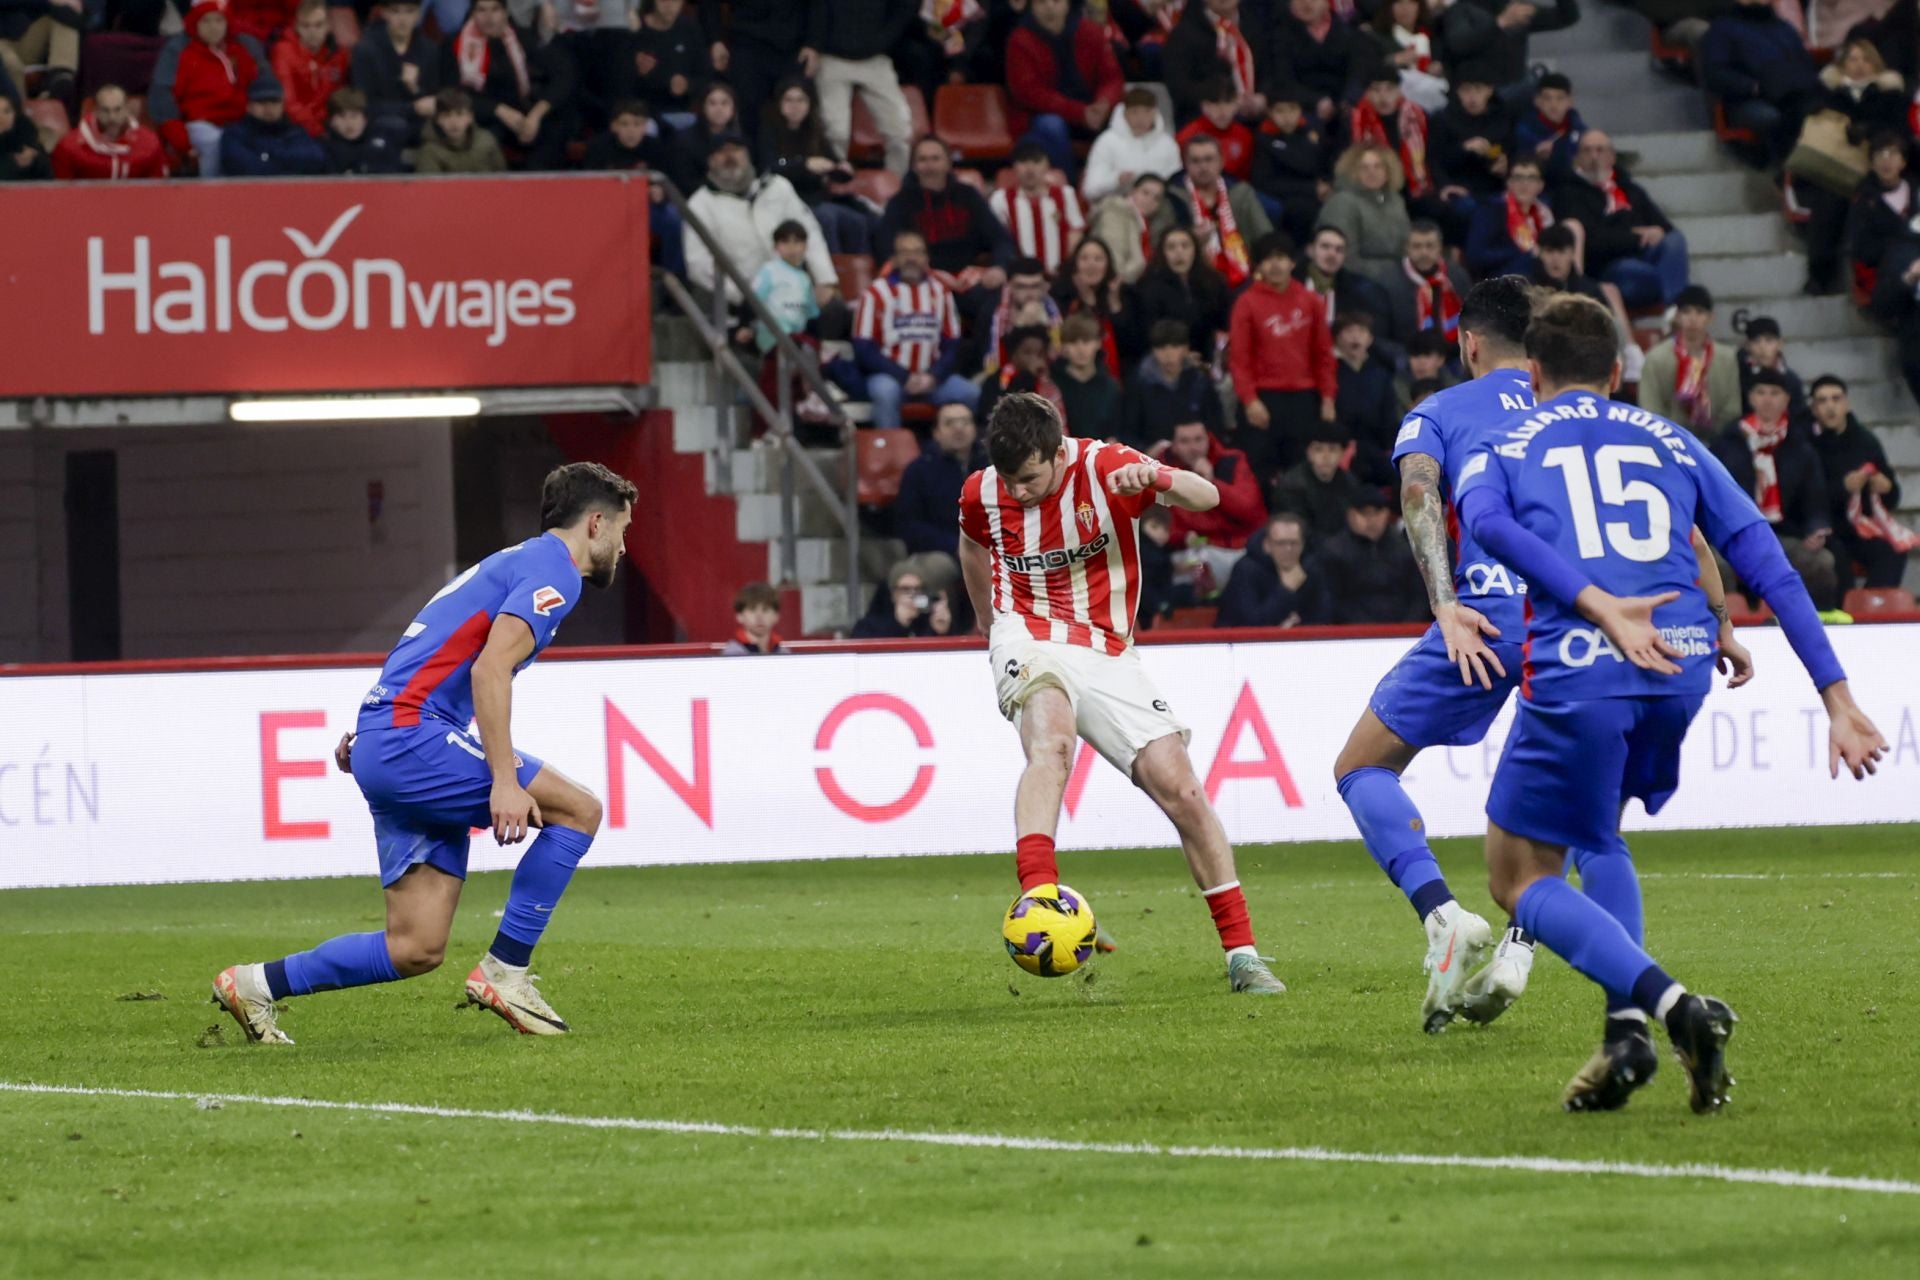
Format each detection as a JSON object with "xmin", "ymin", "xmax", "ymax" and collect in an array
[
  {"xmin": 1570, "ymin": 836, "xmax": 1644, "ymax": 1015},
  {"xmin": 1515, "ymin": 877, "xmax": 1670, "ymax": 1011},
  {"xmin": 276, "ymin": 931, "xmax": 402, "ymax": 997},
  {"xmin": 1338, "ymin": 766, "xmax": 1453, "ymax": 920},
  {"xmin": 491, "ymin": 824, "xmax": 595, "ymax": 966}
]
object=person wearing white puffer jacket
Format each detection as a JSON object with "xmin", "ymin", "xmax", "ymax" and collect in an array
[{"xmin": 1081, "ymin": 86, "xmax": 1182, "ymax": 203}]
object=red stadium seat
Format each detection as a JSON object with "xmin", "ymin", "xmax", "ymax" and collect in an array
[
  {"xmin": 1842, "ymin": 586, "xmax": 1920, "ymax": 620},
  {"xmin": 1649, "ymin": 26, "xmax": 1691, "ymax": 70},
  {"xmin": 843, "ymin": 166, "xmax": 901, "ymax": 207},
  {"xmin": 1726, "ymin": 595, "xmax": 1773, "ymax": 626},
  {"xmin": 933, "ymin": 84, "xmax": 1015, "ymax": 162},
  {"xmin": 849, "ymin": 84, "xmax": 929, "ymax": 164},
  {"xmin": 855, "ymin": 428, "xmax": 921, "ymax": 507},
  {"xmin": 1712, "ymin": 101, "xmax": 1757, "ymax": 147},
  {"xmin": 952, "ymin": 166, "xmax": 989, "ymax": 194},
  {"xmin": 833, "ymin": 253, "xmax": 876, "ymax": 301},
  {"xmin": 1852, "ymin": 263, "xmax": 1876, "ymax": 309},
  {"xmin": 1163, "ymin": 606, "xmax": 1219, "ymax": 630}
]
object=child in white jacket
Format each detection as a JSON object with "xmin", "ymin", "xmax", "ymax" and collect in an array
[{"xmin": 1081, "ymin": 86, "xmax": 1182, "ymax": 202}]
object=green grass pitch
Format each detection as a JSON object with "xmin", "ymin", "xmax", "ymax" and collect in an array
[{"xmin": 3, "ymin": 826, "xmax": 1917, "ymax": 1278}]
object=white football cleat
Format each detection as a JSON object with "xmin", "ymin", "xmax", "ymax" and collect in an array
[
  {"xmin": 464, "ymin": 955, "xmax": 570, "ymax": 1035},
  {"xmin": 1421, "ymin": 904, "xmax": 1495, "ymax": 1034},
  {"xmin": 1459, "ymin": 928, "xmax": 1536, "ymax": 1025},
  {"xmin": 211, "ymin": 964, "xmax": 294, "ymax": 1045}
]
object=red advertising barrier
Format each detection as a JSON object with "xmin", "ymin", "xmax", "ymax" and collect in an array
[{"xmin": 0, "ymin": 174, "xmax": 653, "ymax": 397}]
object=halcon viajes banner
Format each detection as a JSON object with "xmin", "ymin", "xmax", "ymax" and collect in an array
[
  {"xmin": 1, "ymin": 628, "xmax": 1916, "ymax": 888},
  {"xmin": 0, "ymin": 174, "xmax": 652, "ymax": 396}
]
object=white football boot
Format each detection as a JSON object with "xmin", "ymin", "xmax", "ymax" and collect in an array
[
  {"xmin": 211, "ymin": 964, "xmax": 294, "ymax": 1045},
  {"xmin": 464, "ymin": 955, "xmax": 570, "ymax": 1035},
  {"xmin": 1459, "ymin": 927, "xmax": 1536, "ymax": 1025},
  {"xmin": 1420, "ymin": 903, "xmax": 1495, "ymax": 1034}
]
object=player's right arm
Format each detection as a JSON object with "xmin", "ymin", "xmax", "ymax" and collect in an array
[
  {"xmin": 471, "ymin": 615, "xmax": 543, "ymax": 844},
  {"xmin": 1400, "ymin": 449, "xmax": 1505, "ymax": 690},
  {"xmin": 959, "ymin": 533, "xmax": 995, "ymax": 638}
]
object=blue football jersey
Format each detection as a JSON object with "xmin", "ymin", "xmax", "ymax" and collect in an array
[
  {"xmin": 1390, "ymin": 366, "xmax": 1536, "ymax": 634},
  {"xmin": 1454, "ymin": 390, "xmax": 1767, "ymax": 701},
  {"xmin": 357, "ymin": 533, "xmax": 582, "ymax": 733}
]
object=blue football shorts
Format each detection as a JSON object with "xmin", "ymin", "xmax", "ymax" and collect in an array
[
  {"xmin": 1368, "ymin": 622, "xmax": 1526, "ymax": 749},
  {"xmin": 1487, "ymin": 695, "xmax": 1704, "ymax": 852},
  {"xmin": 350, "ymin": 724, "xmax": 546, "ymax": 887}
]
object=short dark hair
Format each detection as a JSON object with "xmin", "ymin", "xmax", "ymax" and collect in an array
[
  {"xmin": 1149, "ymin": 318, "xmax": 1191, "ymax": 349},
  {"xmin": 1508, "ymin": 154, "xmax": 1543, "ymax": 176},
  {"xmin": 1459, "ymin": 275, "xmax": 1534, "ymax": 351},
  {"xmin": 1405, "ymin": 330, "xmax": 1452, "ymax": 360},
  {"xmin": 1010, "ymin": 139, "xmax": 1049, "ymax": 165},
  {"xmin": 1182, "ymin": 132, "xmax": 1221, "ymax": 157},
  {"xmin": 1253, "ymin": 231, "xmax": 1296, "ymax": 264},
  {"xmin": 433, "ymin": 87, "xmax": 472, "ymax": 116},
  {"xmin": 1122, "ymin": 86, "xmax": 1157, "ymax": 111},
  {"xmin": 986, "ymin": 392, "xmax": 1064, "ymax": 473},
  {"xmin": 1006, "ymin": 323, "xmax": 1051, "ymax": 352},
  {"xmin": 733, "ymin": 581, "xmax": 780, "ymax": 613},
  {"xmin": 1200, "ymin": 76, "xmax": 1238, "ymax": 104},
  {"xmin": 772, "ymin": 219, "xmax": 809, "ymax": 244},
  {"xmin": 1407, "ymin": 219, "xmax": 1444, "ymax": 241},
  {"xmin": 1311, "ymin": 225, "xmax": 1347, "ymax": 246},
  {"xmin": 1525, "ymin": 293, "xmax": 1620, "ymax": 388},
  {"xmin": 892, "ymin": 227, "xmax": 928, "ymax": 251},
  {"xmin": 1132, "ymin": 172, "xmax": 1166, "ymax": 192},
  {"xmin": 540, "ymin": 462, "xmax": 638, "ymax": 530},
  {"xmin": 1810, "ymin": 374, "xmax": 1850, "ymax": 396},
  {"xmin": 1333, "ymin": 310, "xmax": 1374, "ymax": 336},
  {"xmin": 610, "ymin": 97, "xmax": 649, "ymax": 121},
  {"xmin": 1538, "ymin": 223, "xmax": 1577, "ymax": 252},
  {"xmin": 1675, "ymin": 284, "xmax": 1714, "ymax": 312},
  {"xmin": 1061, "ymin": 313, "xmax": 1102, "ymax": 344},
  {"xmin": 327, "ymin": 87, "xmax": 367, "ymax": 118},
  {"xmin": 1536, "ymin": 72, "xmax": 1574, "ymax": 94},
  {"xmin": 1868, "ymin": 130, "xmax": 1908, "ymax": 155},
  {"xmin": 1008, "ymin": 255, "xmax": 1047, "ymax": 279}
]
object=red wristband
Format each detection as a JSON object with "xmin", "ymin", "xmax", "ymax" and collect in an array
[{"xmin": 1151, "ymin": 467, "xmax": 1176, "ymax": 493}]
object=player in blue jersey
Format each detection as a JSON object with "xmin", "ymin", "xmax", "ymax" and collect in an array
[
  {"xmin": 1454, "ymin": 293, "xmax": 1886, "ymax": 1112},
  {"xmin": 212, "ymin": 463, "xmax": 638, "ymax": 1044},
  {"xmin": 1333, "ymin": 276, "xmax": 1752, "ymax": 1034}
]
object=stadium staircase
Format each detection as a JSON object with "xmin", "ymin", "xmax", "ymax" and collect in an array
[{"xmin": 1537, "ymin": 6, "xmax": 1920, "ymax": 578}]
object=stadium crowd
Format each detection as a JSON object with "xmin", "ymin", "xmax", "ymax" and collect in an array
[{"xmin": 5, "ymin": 0, "xmax": 1914, "ymax": 626}]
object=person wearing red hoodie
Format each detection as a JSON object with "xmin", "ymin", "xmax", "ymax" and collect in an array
[
  {"xmin": 1004, "ymin": 0, "xmax": 1123, "ymax": 178},
  {"xmin": 1228, "ymin": 230, "xmax": 1338, "ymax": 487},
  {"xmin": 1163, "ymin": 419, "xmax": 1268, "ymax": 568},
  {"xmin": 52, "ymin": 84, "xmax": 169, "ymax": 179},
  {"xmin": 165, "ymin": 0, "xmax": 263, "ymax": 175},
  {"xmin": 271, "ymin": 0, "xmax": 349, "ymax": 138}
]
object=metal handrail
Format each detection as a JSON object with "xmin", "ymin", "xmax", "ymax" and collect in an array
[{"xmin": 649, "ymin": 172, "xmax": 863, "ymax": 618}]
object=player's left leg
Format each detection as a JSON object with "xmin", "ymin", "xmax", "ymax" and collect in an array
[
  {"xmin": 1131, "ymin": 734, "xmax": 1284, "ymax": 995},
  {"xmin": 463, "ymin": 762, "xmax": 604, "ymax": 1036}
]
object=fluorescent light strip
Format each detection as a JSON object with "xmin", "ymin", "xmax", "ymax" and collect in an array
[{"xmin": 229, "ymin": 395, "xmax": 483, "ymax": 423}]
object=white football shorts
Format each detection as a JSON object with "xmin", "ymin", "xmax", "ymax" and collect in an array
[{"xmin": 988, "ymin": 622, "xmax": 1190, "ymax": 779}]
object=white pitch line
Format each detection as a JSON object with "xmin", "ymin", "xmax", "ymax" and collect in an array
[{"xmin": 5, "ymin": 1080, "xmax": 1917, "ymax": 1198}]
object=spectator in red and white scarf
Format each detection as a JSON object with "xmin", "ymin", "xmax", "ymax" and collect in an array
[
  {"xmin": 1155, "ymin": 132, "xmax": 1274, "ymax": 289},
  {"xmin": 1640, "ymin": 285, "xmax": 1740, "ymax": 438},
  {"xmin": 1710, "ymin": 369, "xmax": 1839, "ymax": 609},
  {"xmin": 1162, "ymin": 0, "xmax": 1268, "ymax": 124},
  {"xmin": 1366, "ymin": 0, "xmax": 1448, "ymax": 112},
  {"xmin": 1381, "ymin": 221, "xmax": 1471, "ymax": 349},
  {"xmin": 438, "ymin": 0, "xmax": 575, "ymax": 169},
  {"xmin": 1270, "ymin": 0, "xmax": 1370, "ymax": 128},
  {"xmin": 1809, "ymin": 374, "xmax": 1916, "ymax": 591},
  {"xmin": 271, "ymin": 0, "xmax": 349, "ymax": 139},
  {"xmin": 163, "ymin": 0, "xmax": 266, "ymax": 176},
  {"xmin": 1512, "ymin": 71, "xmax": 1587, "ymax": 184},
  {"xmin": 978, "ymin": 323, "xmax": 1070, "ymax": 426},
  {"xmin": 964, "ymin": 256, "xmax": 1063, "ymax": 378},
  {"xmin": 896, "ymin": 0, "xmax": 985, "ymax": 103},
  {"xmin": 990, "ymin": 141, "xmax": 1088, "ymax": 275},
  {"xmin": 1350, "ymin": 69, "xmax": 1466, "ymax": 242},
  {"xmin": 1465, "ymin": 155, "xmax": 1554, "ymax": 278},
  {"xmin": 52, "ymin": 84, "xmax": 168, "ymax": 179},
  {"xmin": 1553, "ymin": 128, "xmax": 1690, "ymax": 308},
  {"xmin": 853, "ymin": 229, "xmax": 980, "ymax": 428}
]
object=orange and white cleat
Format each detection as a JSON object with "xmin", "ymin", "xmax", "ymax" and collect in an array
[
  {"xmin": 211, "ymin": 964, "xmax": 294, "ymax": 1045},
  {"xmin": 463, "ymin": 955, "xmax": 569, "ymax": 1036}
]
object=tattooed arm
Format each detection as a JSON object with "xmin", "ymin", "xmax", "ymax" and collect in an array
[
  {"xmin": 1401, "ymin": 451, "xmax": 1508, "ymax": 690},
  {"xmin": 1692, "ymin": 525, "xmax": 1754, "ymax": 688}
]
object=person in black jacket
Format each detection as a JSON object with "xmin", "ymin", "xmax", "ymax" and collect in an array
[
  {"xmin": 670, "ymin": 80, "xmax": 744, "ymax": 192},
  {"xmin": 893, "ymin": 403, "xmax": 985, "ymax": 558},
  {"xmin": 1438, "ymin": 0, "xmax": 1580, "ymax": 104},
  {"xmin": 586, "ymin": 98, "xmax": 688, "ymax": 275},
  {"xmin": 1162, "ymin": 0, "xmax": 1273, "ymax": 124},
  {"xmin": 1270, "ymin": 420, "xmax": 1370, "ymax": 545},
  {"xmin": 757, "ymin": 76, "xmax": 870, "ymax": 254},
  {"xmin": 626, "ymin": 0, "xmax": 711, "ymax": 123},
  {"xmin": 1808, "ymin": 375, "xmax": 1912, "ymax": 590},
  {"xmin": 349, "ymin": 0, "xmax": 439, "ymax": 145},
  {"xmin": 1120, "ymin": 319, "xmax": 1227, "ymax": 452},
  {"xmin": 1850, "ymin": 133, "xmax": 1920, "ymax": 281},
  {"xmin": 1268, "ymin": 0, "xmax": 1370, "ymax": 129},
  {"xmin": 1699, "ymin": 0, "xmax": 1819, "ymax": 166},
  {"xmin": 1333, "ymin": 311, "xmax": 1402, "ymax": 485},
  {"xmin": 1316, "ymin": 486, "xmax": 1429, "ymax": 622},
  {"xmin": 1251, "ymin": 93, "xmax": 1329, "ymax": 243},
  {"xmin": 438, "ymin": 0, "xmax": 575, "ymax": 170},
  {"xmin": 1709, "ymin": 369, "xmax": 1839, "ymax": 608},
  {"xmin": 880, "ymin": 136, "xmax": 1017, "ymax": 286},
  {"xmin": 1294, "ymin": 224, "xmax": 1397, "ymax": 358},
  {"xmin": 1800, "ymin": 43, "xmax": 1909, "ymax": 293},
  {"xmin": 1216, "ymin": 513, "xmax": 1334, "ymax": 627},
  {"xmin": 0, "ymin": 91, "xmax": 50, "ymax": 181},
  {"xmin": 1134, "ymin": 225, "xmax": 1234, "ymax": 359},
  {"xmin": 699, "ymin": 0, "xmax": 808, "ymax": 127},
  {"xmin": 1429, "ymin": 74, "xmax": 1514, "ymax": 206},
  {"xmin": 1553, "ymin": 128, "xmax": 1690, "ymax": 308},
  {"xmin": 323, "ymin": 88, "xmax": 406, "ymax": 173}
]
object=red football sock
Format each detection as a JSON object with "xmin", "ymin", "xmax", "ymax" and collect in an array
[
  {"xmin": 1015, "ymin": 834, "xmax": 1059, "ymax": 892},
  {"xmin": 1203, "ymin": 881, "xmax": 1255, "ymax": 951}
]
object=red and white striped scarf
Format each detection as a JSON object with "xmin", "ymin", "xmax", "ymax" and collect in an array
[
  {"xmin": 1847, "ymin": 464, "xmax": 1920, "ymax": 551},
  {"xmin": 1154, "ymin": 0, "xmax": 1187, "ymax": 32},
  {"xmin": 1188, "ymin": 180, "xmax": 1249, "ymax": 286},
  {"xmin": 1403, "ymin": 259, "xmax": 1460, "ymax": 339},
  {"xmin": 1597, "ymin": 167, "xmax": 1632, "ymax": 215},
  {"xmin": 1212, "ymin": 13, "xmax": 1256, "ymax": 99},
  {"xmin": 1672, "ymin": 335, "xmax": 1716, "ymax": 433},
  {"xmin": 1505, "ymin": 193, "xmax": 1551, "ymax": 254},
  {"xmin": 922, "ymin": 0, "xmax": 983, "ymax": 29},
  {"xmin": 1738, "ymin": 413, "xmax": 1790, "ymax": 522},
  {"xmin": 457, "ymin": 17, "xmax": 530, "ymax": 102},
  {"xmin": 1352, "ymin": 98, "xmax": 1430, "ymax": 197}
]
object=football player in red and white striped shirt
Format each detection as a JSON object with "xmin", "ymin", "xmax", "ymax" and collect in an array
[
  {"xmin": 852, "ymin": 230, "xmax": 982, "ymax": 429},
  {"xmin": 988, "ymin": 142, "xmax": 1087, "ymax": 274},
  {"xmin": 957, "ymin": 392, "xmax": 1287, "ymax": 995}
]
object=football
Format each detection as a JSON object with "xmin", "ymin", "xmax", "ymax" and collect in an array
[{"xmin": 1002, "ymin": 883, "xmax": 1098, "ymax": 977}]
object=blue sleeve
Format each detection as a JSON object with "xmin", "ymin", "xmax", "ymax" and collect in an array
[
  {"xmin": 1687, "ymin": 437, "xmax": 1770, "ymax": 548},
  {"xmin": 497, "ymin": 541, "xmax": 580, "ymax": 635},
  {"xmin": 1389, "ymin": 405, "xmax": 1444, "ymax": 467},
  {"xmin": 1456, "ymin": 471, "xmax": 1598, "ymax": 607},
  {"xmin": 852, "ymin": 337, "xmax": 910, "ymax": 381},
  {"xmin": 1721, "ymin": 523, "xmax": 1848, "ymax": 691},
  {"xmin": 930, "ymin": 335, "xmax": 961, "ymax": 381}
]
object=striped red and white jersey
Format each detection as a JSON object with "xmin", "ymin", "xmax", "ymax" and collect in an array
[
  {"xmin": 988, "ymin": 184, "xmax": 1087, "ymax": 274},
  {"xmin": 959, "ymin": 438, "xmax": 1161, "ymax": 655},
  {"xmin": 853, "ymin": 273, "xmax": 963, "ymax": 373}
]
